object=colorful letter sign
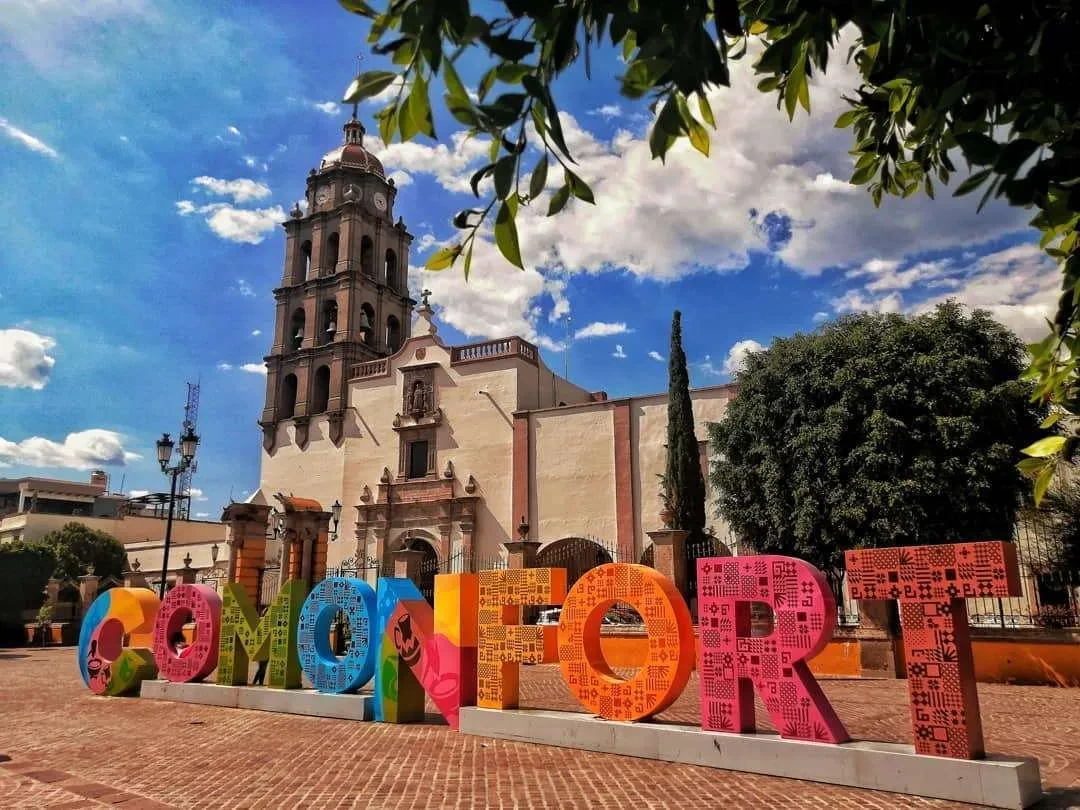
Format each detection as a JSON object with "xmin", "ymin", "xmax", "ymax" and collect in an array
[
  {"xmin": 846, "ymin": 541, "xmax": 1021, "ymax": 759},
  {"xmin": 558, "ymin": 563, "xmax": 694, "ymax": 721},
  {"xmin": 217, "ymin": 580, "xmax": 306, "ymax": 688},
  {"xmin": 78, "ymin": 587, "xmax": 159, "ymax": 696},
  {"xmin": 152, "ymin": 584, "xmax": 222, "ymax": 683},
  {"xmin": 478, "ymin": 568, "xmax": 567, "ymax": 709},
  {"xmin": 297, "ymin": 577, "xmax": 377, "ymax": 694},
  {"xmin": 697, "ymin": 555, "xmax": 849, "ymax": 743}
]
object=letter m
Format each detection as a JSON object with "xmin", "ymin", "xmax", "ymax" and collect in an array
[{"xmin": 217, "ymin": 580, "xmax": 306, "ymax": 689}]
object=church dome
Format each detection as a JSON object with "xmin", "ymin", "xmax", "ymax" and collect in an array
[{"xmin": 319, "ymin": 117, "xmax": 385, "ymax": 178}]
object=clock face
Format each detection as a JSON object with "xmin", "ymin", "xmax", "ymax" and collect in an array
[
  {"xmin": 315, "ymin": 186, "xmax": 331, "ymax": 205},
  {"xmin": 373, "ymin": 191, "xmax": 388, "ymax": 212}
]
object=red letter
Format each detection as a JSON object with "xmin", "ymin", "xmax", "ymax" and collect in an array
[
  {"xmin": 152, "ymin": 583, "xmax": 221, "ymax": 683},
  {"xmin": 697, "ymin": 555, "xmax": 849, "ymax": 743},
  {"xmin": 846, "ymin": 541, "xmax": 1020, "ymax": 759}
]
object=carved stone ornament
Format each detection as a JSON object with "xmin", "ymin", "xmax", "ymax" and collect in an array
[
  {"xmin": 443, "ymin": 459, "xmax": 454, "ymax": 479},
  {"xmin": 464, "ymin": 474, "xmax": 477, "ymax": 495},
  {"xmin": 294, "ymin": 416, "xmax": 311, "ymax": 450},
  {"xmin": 260, "ymin": 421, "xmax": 277, "ymax": 453},
  {"xmin": 415, "ymin": 347, "xmax": 426, "ymax": 361},
  {"xmin": 380, "ymin": 466, "xmax": 391, "ymax": 484},
  {"xmin": 327, "ymin": 410, "xmax": 346, "ymax": 445},
  {"xmin": 360, "ymin": 485, "xmax": 372, "ymax": 503}
]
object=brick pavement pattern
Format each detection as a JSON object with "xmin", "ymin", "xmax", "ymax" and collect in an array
[{"xmin": 0, "ymin": 648, "xmax": 1078, "ymax": 809}]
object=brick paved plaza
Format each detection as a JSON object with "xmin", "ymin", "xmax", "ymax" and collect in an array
[{"xmin": 1, "ymin": 648, "xmax": 1078, "ymax": 809}]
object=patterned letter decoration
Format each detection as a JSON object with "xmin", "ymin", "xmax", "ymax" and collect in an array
[
  {"xmin": 297, "ymin": 577, "xmax": 377, "ymax": 694},
  {"xmin": 478, "ymin": 568, "xmax": 567, "ymax": 709},
  {"xmin": 152, "ymin": 584, "xmax": 221, "ymax": 683},
  {"xmin": 217, "ymin": 579, "xmax": 306, "ymax": 689},
  {"xmin": 697, "ymin": 555, "xmax": 850, "ymax": 743},
  {"xmin": 78, "ymin": 588, "xmax": 159, "ymax": 696},
  {"xmin": 558, "ymin": 563, "xmax": 695, "ymax": 721},
  {"xmin": 846, "ymin": 541, "xmax": 1021, "ymax": 759}
]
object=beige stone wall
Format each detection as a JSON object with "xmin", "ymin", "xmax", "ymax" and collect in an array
[
  {"xmin": 0, "ymin": 511, "xmax": 226, "ymax": 546},
  {"xmin": 531, "ymin": 404, "xmax": 618, "ymax": 546}
]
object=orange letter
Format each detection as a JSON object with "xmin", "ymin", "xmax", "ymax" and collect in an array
[
  {"xmin": 477, "ymin": 568, "xmax": 567, "ymax": 709},
  {"xmin": 558, "ymin": 563, "xmax": 694, "ymax": 721}
]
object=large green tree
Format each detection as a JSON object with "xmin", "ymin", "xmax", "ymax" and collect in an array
[
  {"xmin": 40, "ymin": 522, "xmax": 127, "ymax": 582},
  {"xmin": 664, "ymin": 311, "xmax": 708, "ymax": 538},
  {"xmin": 710, "ymin": 302, "xmax": 1041, "ymax": 578},
  {"xmin": 338, "ymin": 0, "xmax": 1080, "ymax": 490},
  {"xmin": 0, "ymin": 541, "xmax": 56, "ymax": 622}
]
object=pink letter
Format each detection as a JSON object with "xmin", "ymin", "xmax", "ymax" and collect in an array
[
  {"xmin": 697, "ymin": 555, "xmax": 849, "ymax": 743},
  {"xmin": 152, "ymin": 584, "xmax": 222, "ymax": 683}
]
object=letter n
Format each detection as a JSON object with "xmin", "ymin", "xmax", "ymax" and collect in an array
[
  {"xmin": 217, "ymin": 580, "xmax": 306, "ymax": 688},
  {"xmin": 845, "ymin": 541, "xmax": 1020, "ymax": 759},
  {"xmin": 697, "ymin": 555, "xmax": 849, "ymax": 743},
  {"xmin": 477, "ymin": 568, "xmax": 567, "ymax": 709}
]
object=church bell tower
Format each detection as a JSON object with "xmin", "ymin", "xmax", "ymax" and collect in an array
[{"xmin": 260, "ymin": 110, "xmax": 414, "ymax": 450}]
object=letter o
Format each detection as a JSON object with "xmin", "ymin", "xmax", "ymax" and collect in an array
[
  {"xmin": 557, "ymin": 563, "xmax": 694, "ymax": 721},
  {"xmin": 152, "ymin": 584, "xmax": 222, "ymax": 682},
  {"xmin": 297, "ymin": 577, "xmax": 377, "ymax": 693}
]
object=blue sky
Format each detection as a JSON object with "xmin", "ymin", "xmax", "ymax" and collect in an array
[{"xmin": 0, "ymin": 1, "xmax": 1057, "ymax": 517}]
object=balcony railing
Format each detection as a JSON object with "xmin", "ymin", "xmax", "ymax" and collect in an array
[
  {"xmin": 349, "ymin": 358, "xmax": 389, "ymax": 379},
  {"xmin": 451, "ymin": 337, "xmax": 538, "ymax": 366}
]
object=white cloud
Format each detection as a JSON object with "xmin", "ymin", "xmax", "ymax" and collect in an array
[
  {"xmin": 574, "ymin": 321, "xmax": 630, "ymax": 339},
  {"xmin": 546, "ymin": 280, "xmax": 570, "ymax": 323},
  {"xmin": 191, "ymin": 176, "xmax": 271, "ymax": 203},
  {"xmin": 251, "ymin": 329, "xmax": 262, "ymax": 336},
  {"xmin": 236, "ymin": 279, "xmax": 256, "ymax": 297},
  {"xmin": 188, "ymin": 487, "xmax": 208, "ymax": 501},
  {"xmin": 310, "ymin": 101, "xmax": 338, "ymax": 115},
  {"xmin": 195, "ymin": 512, "xmax": 211, "ymax": 518},
  {"xmin": 831, "ymin": 289, "xmax": 905, "ymax": 315},
  {"xmin": 371, "ymin": 131, "xmax": 492, "ymax": 194},
  {"xmin": 807, "ymin": 172, "xmax": 856, "ymax": 194},
  {"xmin": 846, "ymin": 257, "xmax": 951, "ymax": 293},
  {"xmin": 415, "ymin": 233, "xmax": 439, "ymax": 253},
  {"xmin": 722, "ymin": 339, "xmax": 766, "ymax": 376},
  {"xmin": 240, "ymin": 363, "xmax": 267, "ymax": 375},
  {"xmin": 0, "ymin": 117, "xmax": 59, "ymax": 159},
  {"xmin": 588, "ymin": 104, "xmax": 623, "ymax": 119},
  {"xmin": 217, "ymin": 362, "xmax": 234, "ymax": 371},
  {"xmin": 812, "ymin": 311, "xmax": 829, "ymax": 324},
  {"xmin": 176, "ymin": 201, "xmax": 285, "ymax": 244},
  {"xmin": 0, "ymin": 329, "xmax": 56, "ymax": 390},
  {"xmin": 648, "ymin": 351, "xmax": 664, "ymax": 362},
  {"xmin": 613, "ymin": 344, "xmax": 627, "ymax": 359},
  {"xmin": 0, "ymin": 429, "xmax": 141, "ymax": 470},
  {"xmin": 128, "ymin": 489, "xmax": 150, "ymax": 498},
  {"xmin": 226, "ymin": 125, "xmax": 242, "ymax": 138},
  {"xmin": 387, "ymin": 169, "xmax": 413, "ymax": 187}
]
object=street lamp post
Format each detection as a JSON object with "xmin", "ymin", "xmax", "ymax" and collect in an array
[{"xmin": 155, "ymin": 427, "xmax": 199, "ymax": 599}]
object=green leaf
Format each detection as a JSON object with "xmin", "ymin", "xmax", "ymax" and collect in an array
[
  {"xmin": 494, "ymin": 200, "xmax": 524, "ymax": 269},
  {"xmin": 954, "ymin": 133, "xmax": 999, "ymax": 166},
  {"xmin": 748, "ymin": 20, "xmax": 769, "ymax": 35},
  {"xmin": 1041, "ymin": 411, "xmax": 1063, "ymax": 429},
  {"xmin": 548, "ymin": 183, "xmax": 570, "ymax": 216},
  {"xmin": 493, "ymin": 154, "xmax": 516, "ymax": 200},
  {"xmin": 688, "ymin": 117, "xmax": 710, "ymax": 156},
  {"xmin": 529, "ymin": 154, "xmax": 548, "ymax": 200},
  {"xmin": 850, "ymin": 162, "xmax": 877, "ymax": 186},
  {"xmin": 339, "ymin": 0, "xmax": 376, "ymax": 17},
  {"xmin": 697, "ymin": 93, "xmax": 715, "ymax": 128},
  {"xmin": 401, "ymin": 74, "xmax": 435, "ymax": 139},
  {"xmin": 953, "ymin": 168, "xmax": 993, "ymax": 197},
  {"xmin": 784, "ymin": 57, "xmax": 807, "ymax": 120},
  {"xmin": 757, "ymin": 76, "xmax": 780, "ymax": 93},
  {"xmin": 994, "ymin": 139, "xmax": 1039, "ymax": 175},
  {"xmin": 343, "ymin": 71, "xmax": 399, "ymax": 104},
  {"xmin": 495, "ymin": 62, "xmax": 534, "ymax": 84},
  {"xmin": 425, "ymin": 245, "xmax": 460, "ymax": 271},
  {"xmin": 1022, "ymin": 435, "xmax": 1067, "ymax": 458},
  {"xmin": 834, "ymin": 109, "xmax": 859, "ymax": 129},
  {"xmin": 1034, "ymin": 462, "xmax": 1055, "ymax": 506},
  {"xmin": 375, "ymin": 103, "xmax": 398, "ymax": 146},
  {"xmin": 1017, "ymin": 457, "xmax": 1047, "ymax": 477},
  {"xmin": 443, "ymin": 61, "xmax": 469, "ymax": 105},
  {"xmin": 566, "ymin": 169, "xmax": 595, "ymax": 204},
  {"xmin": 477, "ymin": 67, "xmax": 497, "ymax": 102},
  {"xmin": 463, "ymin": 240, "xmax": 474, "ymax": 282}
]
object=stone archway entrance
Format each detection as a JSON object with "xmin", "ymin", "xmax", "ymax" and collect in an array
[
  {"xmin": 537, "ymin": 537, "xmax": 616, "ymax": 592},
  {"xmin": 386, "ymin": 533, "xmax": 440, "ymax": 605}
]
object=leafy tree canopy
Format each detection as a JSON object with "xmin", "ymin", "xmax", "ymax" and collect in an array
[
  {"xmin": 0, "ymin": 541, "xmax": 56, "ymax": 622},
  {"xmin": 710, "ymin": 302, "xmax": 1042, "ymax": 576},
  {"xmin": 338, "ymin": 0, "xmax": 1079, "ymax": 490},
  {"xmin": 40, "ymin": 522, "xmax": 127, "ymax": 582}
]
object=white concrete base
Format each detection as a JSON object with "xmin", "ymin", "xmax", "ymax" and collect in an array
[
  {"xmin": 458, "ymin": 708, "xmax": 1042, "ymax": 809},
  {"xmin": 140, "ymin": 680, "xmax": 373, "ymax": 721}
]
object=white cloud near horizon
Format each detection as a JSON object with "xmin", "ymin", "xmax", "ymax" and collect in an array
[
  {"xmin": 176, "ymin": 200, "xmax": 284, "ymax": 244},
  {"xmin": 0, "ymin": 117, "xmax": 59, "ymax": 159},
  {"xmin": 191, "ymin": 176, "xmax": 271, "ymax": 203},
  {"xmin": 0, "ymin": 328, "xmax": 57, "ymax": 390},
  {"xmin": 0, "ymin": 429, "xmax": 142, "ymax": 470},
  {"xmin": 574, "ymin": 321, "xmax": 629, "ymax": 339},
  {"xmin": 722, "ymin": 339, "xmax": 766, "ymax": 376}
]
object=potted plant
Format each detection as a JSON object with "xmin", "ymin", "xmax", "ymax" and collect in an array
[
  {"xmin": 657, "ymin": 473, "xmax": 674, "ymax": 529},
  {"xmin": 35, "ymin": 604, "xmax": 54, "ymax": 647}
]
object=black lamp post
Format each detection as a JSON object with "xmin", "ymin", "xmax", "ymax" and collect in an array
[
  {"xmin": 155, "ymin": 427, "xmax": 199, "ymax": 599},
  {"xmin": 330, "ymin": 499, "xmax": 343, "ymax": 542}
]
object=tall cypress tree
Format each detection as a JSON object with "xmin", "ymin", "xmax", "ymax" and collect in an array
[{"xmin": 665, "ymin": 311, "xmax": 707, "ymax": 536}]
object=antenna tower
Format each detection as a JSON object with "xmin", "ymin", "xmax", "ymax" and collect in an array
[{"xmin": 177, "ymin": 378, "xmax": 201, "ymax": 520}]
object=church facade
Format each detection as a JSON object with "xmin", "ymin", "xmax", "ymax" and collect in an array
[{"xmin": 256, "ymin": 114, "xmax": 737, "ymax": 577}]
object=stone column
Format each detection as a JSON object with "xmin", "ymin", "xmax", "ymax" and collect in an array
[
  {"xmin": 504, "ymin": 540, "xmax": 542, "ymax": 569},
  {"xmin": 78, "ymin": 569, "xmax": 100, "ymax": 613},
  {"xmin": 124, "ymin": 562, "xmax": 149, "ymax": 590},
  {"xmin": 647, "ymin": 528, "xmax": 689, "ymax": 598},
  {"xmin": 281, "ymin": 510, "xmax": 331, "ymax": 588},
  {"xmin": 393, "ymin": 548, "xmax": 425, "ymax": 583},
  {"xmin": 44, "ymin": 578, "xmax": 61, "ymax": 606},
  {"xmin": 222, "ymin": 502, "xmax": 271, "ymax": 597}
]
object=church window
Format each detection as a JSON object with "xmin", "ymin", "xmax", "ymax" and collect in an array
[
  {"xmin": 359, "ymin": 303, "xmax": 375, "ymax": 345},
  {"xmin": 312, "ymin": 365, "xmax": 331, "ymax": 414},
  {"xmin": 360, "ymin": 236, "xmax": 374, "ymax": 277},
  {"xmin": 386, "ymin": 315, "xmax": 401, "ymax": 353},
  {"xmin": 280, "ymin": 374, "xmax": 298, "ymax": 419},
  {"xmin": 325, "ymin": 232, "xmax": 339, "ymax": 274},
  {"xmin": 385, "ymin": 249, "xmax": 398, "ymax": 289},
  {"xmin": 319, "ymin": 300, "xmax": 338, "ymax": 345},
  {"xmin": 299, "ymin": 241, "xmax": 312, "ymax": 282},
  {"xmin": 407, "ymin": 440, "xmax": 429, "ymax": 479},
  {"xmin": 289, "ymin": 308, "xmax": 305, "ymax": 350}
]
